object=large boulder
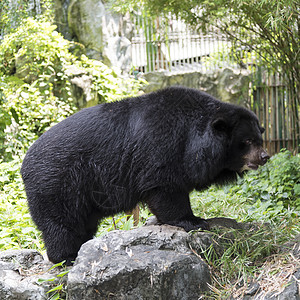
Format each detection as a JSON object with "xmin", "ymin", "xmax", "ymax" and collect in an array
[{"xmin": 68, "ymin": 225, "xmax": 212, "ymax": 300}]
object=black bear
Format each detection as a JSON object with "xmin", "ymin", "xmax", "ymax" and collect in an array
[{"xmin": 21, "ymin": 86, "xmax": 269, "ymax": 264}]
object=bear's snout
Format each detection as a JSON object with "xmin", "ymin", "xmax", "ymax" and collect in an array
[
  {"xmin": 260, "ymin": 150, "xmax": 270, "ymax": 165},
  {"xmin": 241, "ymin": 146, "xmax": 270, "ymax": 171}
]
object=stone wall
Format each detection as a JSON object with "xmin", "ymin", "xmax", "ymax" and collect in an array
[{"xmin": 142, "ymin": 67, "xmax": 251, "ymax": 106}]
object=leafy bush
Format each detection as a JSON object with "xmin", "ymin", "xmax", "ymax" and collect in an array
[
  {"xmin": 0, "ymin": 18, "xmax": 72, "ymax": 81},
  {"xmin": 0, "ymin": 18, "xmax": 75, "ymax": 159},
  {"xmin": 0, "ymin": 18, "xmax": 146, "ymax": 160},
  {"xmin": 0, "ymin": 79, "xmax": 77, "ymax": 160},
  {"xmin": 78, "ymin": 55, "xmax": 146, "ymax": 102},
  {"xmin": 234, "ymin": 149, "xmax": 300, "ymax": 216},
  {"xmin": 0, "ymin": 0, "xmax": 53, "ymax": 37},
  {"xmin": 192, "ymin": 149, "xmax": 300, "ymax": 224},
  {"xmin": 0, "ymin": 87, "xmax": 11, "ymax": 156}
]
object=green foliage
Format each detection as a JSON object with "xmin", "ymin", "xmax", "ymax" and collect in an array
[
  {"xmin": 0, "ymin": 88, "xmax": 11, "ymax": 156},
  {"xmin": 0, "ymin": 158, "xmax": 43, "ymax": 251},
  {"xmin": 0, "ymin": 18, "xmax": 146, "ymax": 160},
  {"xmin": 96, "ymin": 208, "xmax": 152, "ymax": 236},
  {"xmin": 0, "ymin": 0, "xmax": 29, "ymax": 36},
  {"xmin": 192, "ymin": 150, "xmax": 299, "ymax": 223},
  {"xmin": 0, "ymin": 18, "xmax": 73, "ymax": 81},
  {"xmin": 204, "ymin": 228, "xmax": 275, "ymax": 277},
  {"xmin": 235, "ymin": 150, "xmax": 300, "ymax": 211},
  {"xmin": 1, "ymin": 79, "xmax": 76, "ymax": 159},
  {"xmin": 78, "ymin": 55, "xmax": 147, "ymax": 102},
  {"xmin": 0, "ymin": 18, "xmax": 77, "ymax": 159},
  {"xmin": 0, "ymin": 0, "xmax": 52, "ymax": 36}
]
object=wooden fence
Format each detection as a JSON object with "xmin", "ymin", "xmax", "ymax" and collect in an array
[{"xmin": 249, "ymin": 70, "xmax": 299, "ymax": 155}]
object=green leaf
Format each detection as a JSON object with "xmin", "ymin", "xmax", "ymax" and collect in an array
[
  {"xmin": 294, "ymin": 184, "xmax": 300, "ymax": 196},
  {"xmin": 9, "ymin": 108, "xmax": 19, "ymax": 124},
  {"xmin": 49, "ymin": 293, "xmax": 60, "ymax": 300},
  {"xmin": 57, "ymin": 270, "xmax": 70, "ymax": 277},
  {"xmin": 47, "ymin": 284, "xmax": 64, "ymax": 294},
  {"xmin": 48, "ymin": 261, "xmax": 66, "ymax": 271},
  {"xmin": 37, "ymin": 277, "xmax": 56, "ymax": 284}
]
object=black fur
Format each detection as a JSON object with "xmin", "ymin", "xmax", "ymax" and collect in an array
[{"xmin": 21, "ymin": 86, "xmax": 267, "ymax": 264}]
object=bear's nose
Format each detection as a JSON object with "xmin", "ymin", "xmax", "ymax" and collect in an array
[{"xmin": 261, "ymin": 151, "xmax": 270, "ymax": 164}]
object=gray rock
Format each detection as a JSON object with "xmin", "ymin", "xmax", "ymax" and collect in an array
[
  {"xmin": 0, "ymin": 249, "xmax": 44, "ymax": 270},
  {"xmin": 68, "ymin": 225, "xmax": 212, "ymax": 300},
  {"xmin": 0, "ymin": 249, "xmax": 57, "ymax": 300},
  {"xmin": 64, "ymin": 64, "xmax": 100, "ymax": 108}
]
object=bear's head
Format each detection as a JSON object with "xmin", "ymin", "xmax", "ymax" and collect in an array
[{"xmin": 212, "ymin": 111, "xmax": 270, "ymax": 173}]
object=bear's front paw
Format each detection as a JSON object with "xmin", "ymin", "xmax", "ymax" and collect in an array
[
  {"xmin": 184, "ymin": 217, "xmax": 210, "ymax": 232},
  {"xmin": 167, "ymin": 216, "xmax": 210, "ymax": 232}
]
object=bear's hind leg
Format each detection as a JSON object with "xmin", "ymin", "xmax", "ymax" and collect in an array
[
  {"xmin": 42, "ymin": 223, "xmax": 87, "ymax": 265},
  {"xmin": 41, "ymin": 216, "xmax": 99, "ymax": 265}
]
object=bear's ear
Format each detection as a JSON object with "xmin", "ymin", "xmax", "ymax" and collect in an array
[
  {"xmin": 212, "ymin": 118, "xmax": 232, "ymax": 135},
  {"xmin": 212, "ymin": 117, "xmax": 234, "ymax": 137}
]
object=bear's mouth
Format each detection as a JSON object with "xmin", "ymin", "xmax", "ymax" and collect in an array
[
  {"xmin": 240, "ymin": 162, "xmax": 259, "ymax": 172},
  {"xmin": 246, "ymin": 162, "xmax": 258, "ymax": 170}
]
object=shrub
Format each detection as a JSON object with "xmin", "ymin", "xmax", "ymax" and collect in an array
[
  {"xmin": 0, "ymin": 18, "xmax": 146, "ymax": 160},
  {"xmin": 192, "ymin": 149, "xmax": 299, "ymax": 224},
  {"xmin": 234, "ymin": 149, "xmax": 300, "ymax": 216}
]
